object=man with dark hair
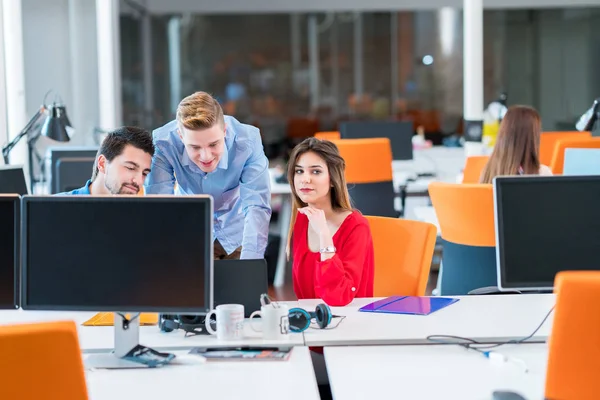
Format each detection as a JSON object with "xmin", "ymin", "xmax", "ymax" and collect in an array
[{"xmin": 59, "ymin": 126, "xmax": 155, "ymax": 195}]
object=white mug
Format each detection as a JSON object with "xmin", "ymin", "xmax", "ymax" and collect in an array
[
  {"xmin": 205, "ymin": 304, "xmax": 245, "ymax": 341},
  {"xmin": 249, "ymin": 304, "xmax": 290, "ymax": 340}
]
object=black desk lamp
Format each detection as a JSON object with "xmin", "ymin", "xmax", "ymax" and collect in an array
[
  {"xmin": 1, "ymin": 92, "xmax": 72, "ymax": 187},
  {"xmin": 576, "ymin": 98, "xmax": 600, "ymax": 136}
]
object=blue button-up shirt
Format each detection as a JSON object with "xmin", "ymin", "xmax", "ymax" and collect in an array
[
  {"xmin": 144, "ymin": 116, "xmax": 272, "ymax": 259},
  {"xmin": 57, "ymin": 180, "xmax": 92, "ymax": 195}
]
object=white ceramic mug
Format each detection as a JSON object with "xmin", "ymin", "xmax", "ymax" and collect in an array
[
  {"xmin": 205, "ymin": 304, "xmax": 245, "ymax": 341},
  {"xmin": 249, "ymin": 304, "xmax": 290, "ymax": 340}
]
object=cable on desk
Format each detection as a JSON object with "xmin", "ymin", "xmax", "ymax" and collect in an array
[
  {"xmin": 426, "ymin": 305, "xmax": 554, "ymax": 350},
  {"xmin": 425, "ymin": 305, "xmax": 554, "ymax": 373}
]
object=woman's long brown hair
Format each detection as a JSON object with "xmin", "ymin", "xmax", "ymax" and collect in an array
[
  {"xmin": 285, "ymin": 138, "xmax": 353, "ymax": 258},
  {"xmin": 480, "ymin": 105, "xmax": 542, "ymax": 184}
]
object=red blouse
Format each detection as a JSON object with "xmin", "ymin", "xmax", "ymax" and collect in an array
[{"xmin": 292, "ymin": 210, "xmax": 375, "ymax": 306}]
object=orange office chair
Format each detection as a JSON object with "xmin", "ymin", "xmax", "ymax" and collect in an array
[
  {"xmin": 539, "ymin": 131, "xmax": 590, "ymax": 167},
  {"xmin": 366, "ymin": 216, "xmax": 437, "ymax": 297},
  {"xmin": 0, "ymin": 320, "xmax": 89, "ymax": 400},
  {"xmin": 428, "ymin": 182, "xmax": 497, "ymax": 295},
  {"xmin": 462, "ymin": 156, "xmax": 489, "ymax": 183},
  {"xmin": 545, "ymin": 271, "xmax": 600, "ymax": 400},
  {"xmin": 549, "ymin": 137, "xmax": 600, "ymax": 174},
  {"xmin": 330, "ymin": 138, "xmax": 397, "ymax": 218},
  {"xmin": 314, "ymin": 131, "xmax": 340, "ymax": 141}
]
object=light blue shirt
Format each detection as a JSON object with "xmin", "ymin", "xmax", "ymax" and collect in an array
[{"xmin": 144, "ymin": 116, "xmax": 272, "ymax": 259}]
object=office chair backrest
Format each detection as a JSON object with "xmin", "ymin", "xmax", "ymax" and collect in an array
[
  {"xmin": 550, "ymin": 137, "xmax": 600, "ymax": 174},
  {"xmin": 366, "ymin": 215, "xmax": 436, "ymax": 297},
  {"xmin": 539, "ymin": 131, "xmax": 590, "ymax": 166},
  {"xmin": 0, "ymin": 320, "xmax": 89, "ymax": 400},
  {"xmin": 330, "ymin": 138, "xmax": 396, "ymax": 217},
  {"xmin": 545, "ymin": 271, "xmax": 600, "ymax": 400},
  {"xmin": 462, "ymin": 156, "xmax": 489, "ymax": 183},
  {"xmin": 314, "ymin": 131, "xmax": 340, "ymax": 141},
  {"xmin": 429, "ymin": 182, "xmax": 495, "ymax": 247},
  {"xmin": 428, "ymin": 182, "xmax": 496, "ymax": 295}
]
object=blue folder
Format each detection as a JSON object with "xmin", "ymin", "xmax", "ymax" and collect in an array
[{"xmin": 358, "ymin": 296, "xmax": 459, "ymax": 316}]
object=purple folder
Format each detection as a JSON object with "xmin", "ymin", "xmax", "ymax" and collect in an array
[{"xmin": 358, "ymin": 296, "xmax": 459, "ymax": 316}]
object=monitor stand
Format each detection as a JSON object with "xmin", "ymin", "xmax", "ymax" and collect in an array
[{"xmin": 84, "ymin": 312, "xmax": 169, "ymax": 369}]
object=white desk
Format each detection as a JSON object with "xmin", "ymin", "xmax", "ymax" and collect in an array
[
  {"xmin": 393, "ymin": 146, "xmax": 466, "ymax": 190},
  {"xmin": 300, "ymin": 294, "xmax": 555, "ymax": 347},
  {"xmin": 86, "ymin": 346, "xmax": 320, "ymax": 400},
  {"xmin": 0, "ymin": 306, "xmax": 305, "ymax": 352},
  {"xmin": 325, "ymin": 343, "xmax": 547, "ymax": 400}
]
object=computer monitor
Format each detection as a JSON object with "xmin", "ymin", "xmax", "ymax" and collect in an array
[
  {"xmin": 493, "ymin": 176, "xmax": 600, "ymax": 292},
  {"xmin": 0, "ymin": 195, "xmax": 19, "ymax": 309},
  {"xmin": 45, "ymin": 146, "xmax": 98, "ymax": 194},
  {"xmin": 0, "ymin": 166, "xmax": 28, "ymax": 195},
  {"xmin": 214, "ymin": 259, "xmax": 268, "ymax": 317},
  {"xmin": 340, "ymin": 121, "xmax": 414, "ymax": 161},
  {"xmin": 55, "ymin": 157, "xmax": 95, "ymax": 193},
  {"xmin": 563, "ymin": 148, "xmax": 600, "ymax": 176},
  {"xmin": 21, "ymin": 195, "xmax": 213, "ymax": 367}
]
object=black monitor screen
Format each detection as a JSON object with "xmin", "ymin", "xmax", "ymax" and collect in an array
[
  {"xmin": 340, "ymin": 121, "xmax": 413, "ymax": 161},
  {"xmin": 494, "ymin": 176, "xmax": 600, "ymax": 290},
  {"xmin": 49, "ymin": 147, "xmax": 98, "ymax": 194},
  {"xmin": 0, "ymin": 166, "xmax": 28, "ymax": 195},
  {"xmin": 22, "ymin": 196, "xmax": 213, "ymax": 312},
  {"xmin": 0, "ymin": 196, "xmax": 18, "ymax": 309}
]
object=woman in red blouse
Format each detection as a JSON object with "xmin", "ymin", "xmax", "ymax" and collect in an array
[{"xmin": 286, "ymin": 138, "xmax": 374, "ymax": 307}]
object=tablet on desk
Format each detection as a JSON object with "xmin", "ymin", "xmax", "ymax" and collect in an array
[{"xmin": 359, "ymin": 296, "xmax": 459, "ymax": 316}]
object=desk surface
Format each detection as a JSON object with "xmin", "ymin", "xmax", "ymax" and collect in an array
[
  {"xmin": 87, "ymin": 345, "xmax": 320, "ymax": 400},
  {"xmin": 300, "ymin": 294, "xmax": 554, "ymax": 346},
  {"xmin": 325, "ymin": 343, "xmax": 547, "ymax": 400},
  {"xmin": 0, "ymin": 305, "xmax": 304, "ymax": 352},
  {"xmin": 393, "ymin": 146, "xmax": 465, "ymax": 187}
]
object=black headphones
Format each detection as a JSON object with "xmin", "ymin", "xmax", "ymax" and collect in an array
[{"xmin": 158, "ymin": 314, "xmax": 213, "ymax": 336}]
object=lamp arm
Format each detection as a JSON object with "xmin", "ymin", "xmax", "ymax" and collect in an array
[{"xmin": 1, "ymin": 106, "xmax": 46, "ymax": 164}]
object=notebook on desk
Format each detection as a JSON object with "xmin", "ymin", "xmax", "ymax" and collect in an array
[{"xmin": 359, "ymin": 296, "xmax": 458, "ymax": 316}]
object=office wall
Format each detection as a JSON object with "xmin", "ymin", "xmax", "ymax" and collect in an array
[
  {"xmin": 533, "ymin": 10, "xmax": 597, "ymax": 130},
  {"xmin": 487, "ymin": 9, "xmax": 599, "ymax": 131},
  {"xmin": 22, "ymin": 0, "xmax": 99, "ymax": 146},
  {"xmin": 504, "ymin": 12, "xmax": 536, "ymax": 107}
]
